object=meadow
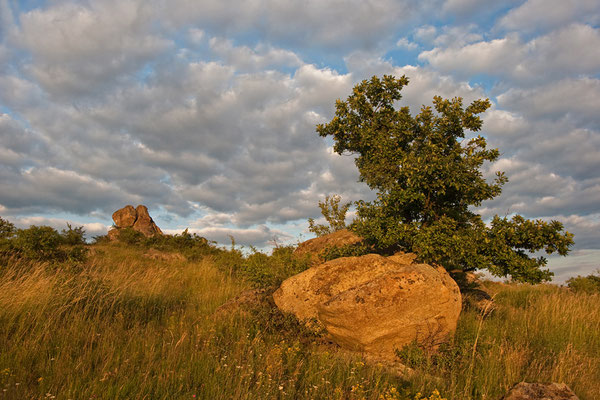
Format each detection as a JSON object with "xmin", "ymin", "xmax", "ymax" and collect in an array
[{"xmin": 0, "ymin": 241, "xmax": 599, "ymax": 399}]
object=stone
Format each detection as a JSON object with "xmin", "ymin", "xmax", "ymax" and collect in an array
[
  {"xmin": 143, "ymin": 248, "xmax": 185, "ymax": 262},
  {"xmin": 214, "ymin": 288, "xmax": 269, "ymax": 316},
  {"xmin": 108, "ymin": 205, "xmax": 163, "ymax": 240},
  {"xmin": 293, "ymin": 229, "xmax": 363, "ymax": 263},
  {"xmin": 502, "ymin": 382, "xmax": 579, "ymax": 400},
  {"xmin": 107, "ymin": 228, "xmax": 120, "ymax": 241},
  {"xmin": 133, "ymin": 205, "xmax": 163, "ymax": 237},
  {"xmin": 112, "ymin": 205, "xmax": 137, "ymax": 228},
  {"xmin": 273, "ymin": 253, "xmax": 461, "ymax": 358}
]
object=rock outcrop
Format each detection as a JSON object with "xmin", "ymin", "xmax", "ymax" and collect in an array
[
  {"xmin": 112, "ymin": 205, "xmax": 137, "ymax": 228},
  {"xmin": 273, "ymin": 253, "xmax": 461, "ymax": 358},
  {"xmin": 132, "ymin": 205, "xmax": 163, "ymax": 237},
  {"xmin": 294, "ymin": 229, "xmax": 363, "ymax": 263},
  {"xmin": 108, "ymin": 205, "xmax": 163, "ymax": 239},
  {"xmin": 502, "ymin": 382, "xmax": 579, "ymax": 400}
]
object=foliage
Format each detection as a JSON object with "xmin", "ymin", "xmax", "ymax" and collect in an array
[
  {"xmin": 0, "ymin": 217, "xmax": 88, "ymax": 263},
  {"xmin": 116, "ymin": 227, "xmax": 146, "ymax": 245},
  {"xmin": 317, "ymin": 75, "xmax": 573, "ymax": 283},
  {"xmin": 567, "ymin": 270, "xmax": 600, "ymax": 293},
  {"xmin": 308, "ymin": 194, "xmax": 351, "ymax": 237},
  {"xmin": 213, "ymin": 244, "xmax": 312, "ymax": 288},
  {"xmin": 0, "ymin": 217, "xmax": 15, "ymax": 239},
  {"xmin": 60, "ymin": 223, "xmax": 87, "ymax": 246}
]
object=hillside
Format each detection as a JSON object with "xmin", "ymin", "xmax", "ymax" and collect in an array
[{"xmin": 1, "ymin": 241, "xmax": 599, "ymax": 399}]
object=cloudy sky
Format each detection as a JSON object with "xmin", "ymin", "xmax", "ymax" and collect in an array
[{"xmin": 1, "ymin": 0, "xmax": 599, "ymax": 281}]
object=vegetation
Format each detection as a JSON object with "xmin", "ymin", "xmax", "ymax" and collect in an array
[
  {"xmin": 567, "ymin": 270, "xmax": 600, "ymax": 293},
  {"xmin": 308, "ymin": 194, "xmax": 351, "ymax": 237},
  {"xmin": 0, "ymin": 217, "xmax": 87, "ymax": 264},
  {"xmin": 0, "ymin": 238, "xmax": 597, "ymax": 399},
  {"xmin": 317, "ymin": 75, "xmax": 574, "ymax": 283}
]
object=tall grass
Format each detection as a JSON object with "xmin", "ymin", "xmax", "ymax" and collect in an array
[
  {"xmin": 0, "ymin": 245, "xmax": 421, "ymax": 399},
  {"xmin": 1, "ymin": 245, "xmax": 597, "ymax": 399},
  {"xmin": 398, "ymin": 282, "xmax": 600, "ymax": 399}
]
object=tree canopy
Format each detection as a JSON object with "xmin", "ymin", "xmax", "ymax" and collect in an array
[{"xmin": 317, "ymin": 75, "xmax": 573, "ymax": 283}]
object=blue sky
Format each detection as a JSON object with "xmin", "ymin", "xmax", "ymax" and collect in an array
[{"xmin": 1, "ymin": 0, "xmax": 599, "ymax": 281}]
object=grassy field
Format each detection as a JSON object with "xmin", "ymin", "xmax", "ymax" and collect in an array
[{"xmin": 1, "ymin": 244, "xmax": 598, "ymax": 399}]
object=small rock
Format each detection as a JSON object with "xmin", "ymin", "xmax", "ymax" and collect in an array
[
  {"xmin": 502, "ymin": 382, "xmax": 579, "ymax": 400},
  {"xmin": 293, "ymin": 229, "xmax": 363, "ymax": 263},
  {"xmin": 143, "ymin": 249, "xmax": 184, "ymax": 261}
]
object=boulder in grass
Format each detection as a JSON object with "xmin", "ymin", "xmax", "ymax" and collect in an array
[{"xmin": 273, "ymin": 253, "xmax": 461, "ymax": 359}]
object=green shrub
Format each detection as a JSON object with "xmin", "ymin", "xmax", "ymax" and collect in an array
[
  {"xmin": 116, "ymin": 227, "xmax": 146, "ymax": 245},
  {"xmin": 0, "ymin": 218, "xmax": 88, "ymax": 263},
  {"xmin": 14, "ymin": 225, "xmax": 63, "ymax": 260},
  {"xmin": 567, "ymin": 271, "xmax": 600, "ymax": 293},
  {"xmin": 212, "ymin": 244, "xmax": 312, "ymax": 288},
  {"xmin": 60, "ymin": 223, "xmax": 86, "ymax": 246}
]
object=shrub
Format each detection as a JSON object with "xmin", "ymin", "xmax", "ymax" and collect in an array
[
  {"xmin": 60, "ymin": 223, "xmax": 86, "ymax": 245},
  {"xmin": 567, "ymin": 271, "xmax": 600, "ymax": 293},
  {"xmin": 307, "ymin": 194, "xmax": 351, "ymax": 237},
  {"xmin": 14, "ymin": 225, "xmax": 63, "ymax": 261},
  {"xmin": 117, "ymin": 227, "xmax": 146, "ymax": 245},
  {"xmin": 0, "ymin": 218, "xmax": 88, "ymax": 263}
]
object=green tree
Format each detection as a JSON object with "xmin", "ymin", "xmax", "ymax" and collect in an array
[
  {"xmin": 317, "ymin": 75, "xmax": 573, "ymax": 283},
  {"xmin": 308, "ymin": 194, "xmax": 351, "ymax": 237}
]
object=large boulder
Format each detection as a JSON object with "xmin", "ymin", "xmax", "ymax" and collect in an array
[
  {"xmin": 133, "ymin": 205, "xmax": 163, "ymax": 237},
  {"xmin": 273, "ymin": 254, "xmax": 461, "ymax": 358},
  {"xmin": 109, "ymin": 205, "xmax": 163, "ymax": 239},
  {"xmin": 112, "ymin": 205, "xmax": 137, "ymax": 228},
  {"xmin": 502, "ymin": 382, "xmax": 579, "ymax": 400},
  {"xmin": 294, "ymin": 229, "xmax": 362, "ymax": 263}
]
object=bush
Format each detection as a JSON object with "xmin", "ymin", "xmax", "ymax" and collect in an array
[
  {"xmin": 116, "ymin": 227, "xmax": 146, "ymax": 245},
  {"xmin": 567, "ymin": 271, "xmax": 600, "ymax": 293},
  {"xmin": 14, "ymin": 225, "xmax": 64, "ymax": 260},
  {"xmin": 212, "ymin": 244, "xmax": 312, "ymax": 288},
  {"xmin": 60, "ymin": 224, "xmax": 86, "ymax": 246},
  {"xmin": 0, "ymin": 218, "xmax": 88, "ymax": 263}
]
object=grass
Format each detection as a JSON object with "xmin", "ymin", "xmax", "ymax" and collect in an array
[{"xmin": 1, "ymin": 243, "xmax": 598, "ymax": 399}]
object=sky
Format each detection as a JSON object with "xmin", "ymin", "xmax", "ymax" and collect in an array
[{"xmin": 0, "ymin": 0, "xmax": 599, "ymax": 281}]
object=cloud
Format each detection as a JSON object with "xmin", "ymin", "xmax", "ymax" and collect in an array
[
  {"xmin": 496, "ymin": 77, "xmax": 600, "ymax": 127},
  {"xmin": 0, "ymin": 167, "xmax": 135, "ymax": 215},
  {"xmin": 186, "ymin": 224, "xmax": 293, "ymax": 248},
  {"xmin": 163, "ymin": 0, "xmax": 418, "ymax": 52},
  {"xmin": 498, "ymin": 0, "xmax": 600, "ymax": 33},
  {"xmin": 419, "ymin": 24, "xmax": 600, "ymax": 84},
  {"xmin": 396, "ymin": 37, "xmax": 418, "ymax": 50},
  {"xmin": 16, "ymin": 0, "xmax": 171, "ymax": 99},
  {"xmin": 208, "ymin": 37, "xmax": 303, "ymax": 72}
]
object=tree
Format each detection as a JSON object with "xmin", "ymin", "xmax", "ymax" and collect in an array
[
  {"xmin": 308, "ymin": 194, "xmax": 351, "ymax": 237},
  {"xmin": 317, "ymin": 75, "xmax": 573, "ymax": 283}
]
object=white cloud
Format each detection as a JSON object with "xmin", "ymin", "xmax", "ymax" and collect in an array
[
  {"xmin": 396, "ymin": 37, "xmax": 418, "ymax": 50},
  {"xmin": 419, "ymin": 24, "xmax": 600, "ymax": 84},
  {"xmin": 16, "ymin": 0, "xmax": 171, "ymax": 98},
  {"xmin": 498, "ymin": 0, "xmax": 600, "ymax": 33},
  {"xmin": 208, "ymin": 37, "xmax": 303, "ymax": 72}
]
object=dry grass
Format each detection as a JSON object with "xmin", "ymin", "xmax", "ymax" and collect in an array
[{"xmin": 1, "ymin": 245, "xmax": 597, "ymax": 399}]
